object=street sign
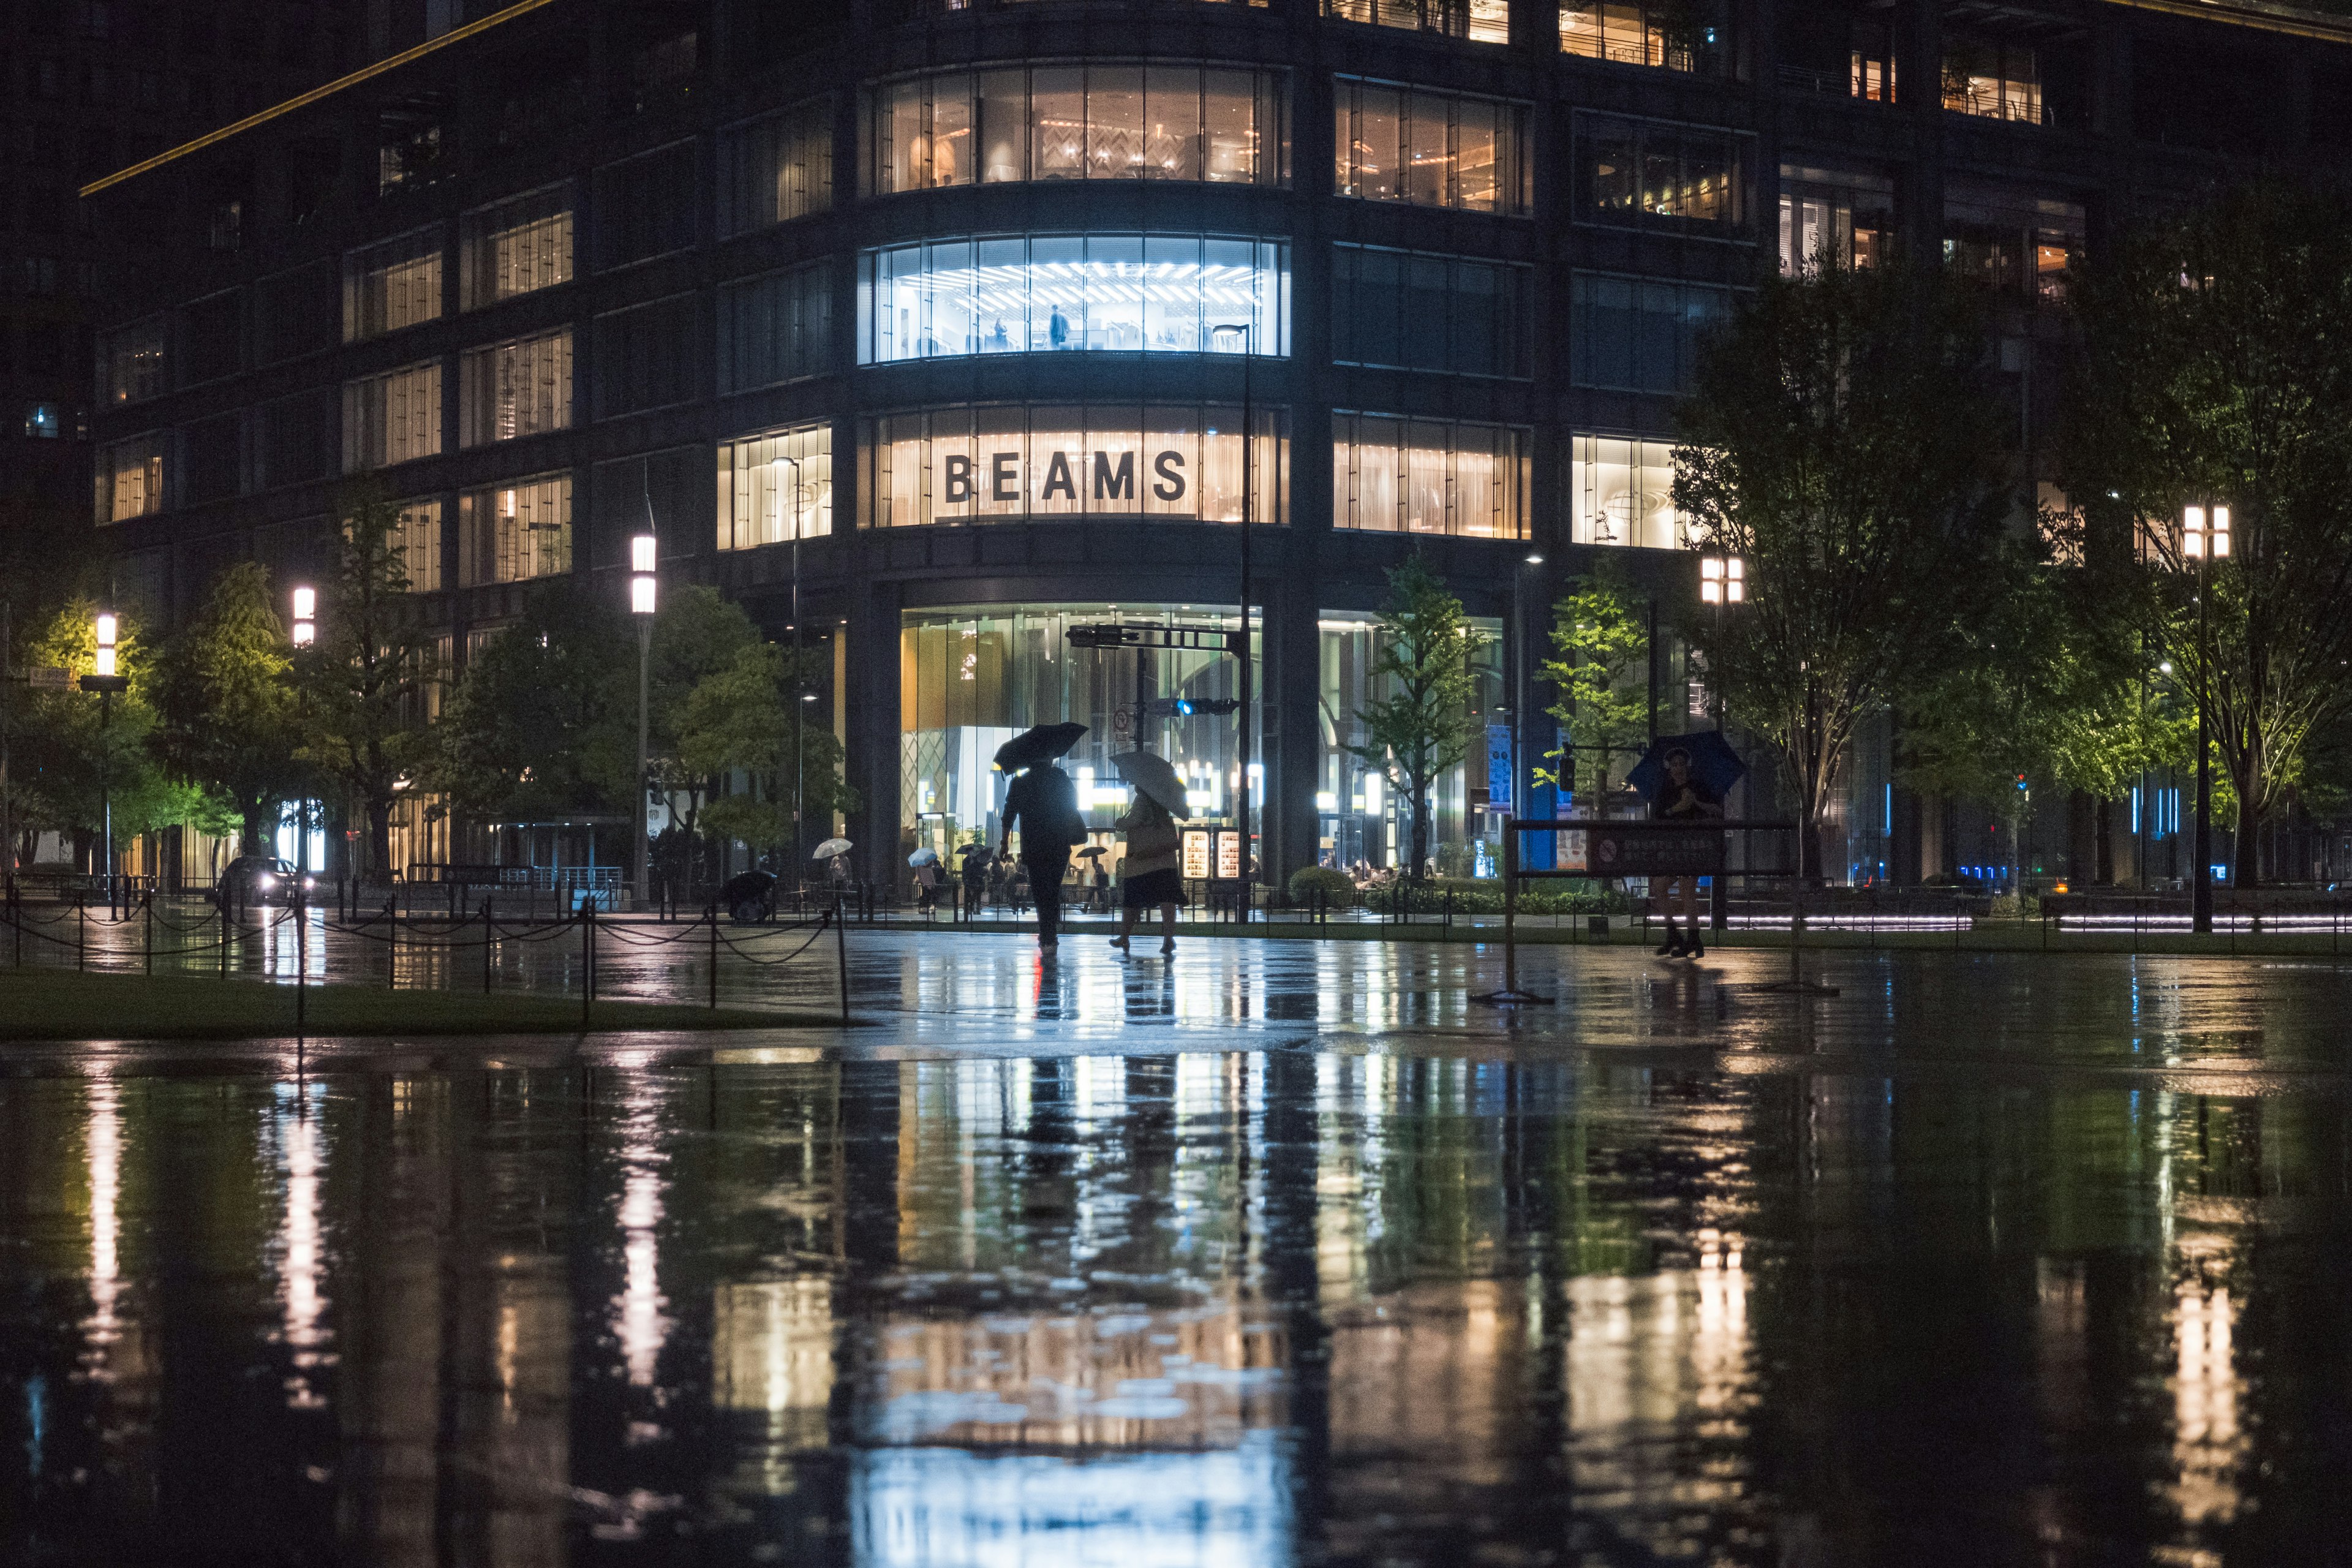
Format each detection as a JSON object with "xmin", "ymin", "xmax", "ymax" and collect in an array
[
  {"xmin": 1581, "ymin": 824, "xmax": 1726, "ymax": 876},
  {"xmin": 26, "ymin": 666, "xmax": 69, "ymax": 690}
]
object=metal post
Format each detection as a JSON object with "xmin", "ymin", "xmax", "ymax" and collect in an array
[
  {"xmin": 296, "ymin": 892, "xmax": 307, "ymax": 1037},
  {"xmin": 2193, "ymin": 567, "xmax": 2214, "ymax": 934},
  {"xmin": 143, "ymin": 892, "xmax": 153, "ymax": 976},
  {"xmin": 635, "ymin": 615, "xmax": 652, "ymax": 911},
  {"xmin": 581, "ymin": 903, "xmax": 594, "ymax": 1027},
  {"xmin": 483, "ymin": 900, "xmax": 495, "ymax": 995},
  {"xmin": 835, "ymin": 891, "xmax": 850, "ymax": 1026},
  {"xmin": 708, "ymin": 905, "xmax": 719, "ymax": 1009}
]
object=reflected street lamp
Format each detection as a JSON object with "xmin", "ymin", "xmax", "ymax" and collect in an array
[
  {"xmin": 631, "ymin": 532, "xmax": 657, "ymax": 910},
  {"xmin": 2182, "ymin": 504, "xmax": 2229, "ymax": 933}
]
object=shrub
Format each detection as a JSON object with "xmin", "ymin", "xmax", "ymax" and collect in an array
[{"xmin": 1288, "ymin": 866, "xmax": 1355, "ymax": 903}]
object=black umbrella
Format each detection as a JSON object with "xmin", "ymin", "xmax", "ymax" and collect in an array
[
  {"xmin": 994, "ymin": 722, "xmax": 1088, "ymax": 771},
  {"xmin": 956, "ymin": 842, "xmax": 994, "ymax": 860},
  {"xmin": 1626, "ymin": 731, "xmax": 1747, "ymax": 806}
]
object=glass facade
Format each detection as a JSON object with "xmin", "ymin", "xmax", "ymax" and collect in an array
[
  {"xmin": 1578, "ymin": 114, "xmax": 1748, "ymax": 232},
  {"xmin": 719, "ymin": 100, "xmax": 834, "ymax": 236},
  {"xmin": 459, "ymin": 329, "xmax": 573, "ymax": 447},
  {"xmin": 1325, "ymin": 0, "xmax": 1509, "ymax": 46},
  {"xmin": 95, "ymin": 432, "xmax": 167, "ymax": 523},
  {"xmin": 1945, "ymin": 187, "xmax": 2085, "ymax": 303},
  {"xmin": 900, "ymin": 603, "xmax": 1254, "ymax": 864},
  {"xmin": 717, "ymin": 423, "xmax": 834, "ymax": 549},
  {"xmin": 1330, "ymin": 246, "xmax": 1531, "ymax": 378},
  {"xmin": 1942, "ymin": 34, "xmax": 2043, "ymax": 124},
  {"xmin": 1318, "ymin": 616, "xmax": 1504, "ymax": 873},
  {"xmin": 97, "ymin": 316, "xmax": 167, "ymax": 405},
  {"xmin": 458, "ymin": 183, "xmax": 573, "ymax": 309},
  {"xmin": 1569, "ymin": 434, "xmax": 1692, "ymax": 549},
  {"xmin": 865, "ymin": 65, "xmax": 1286, "ymax": 193},
  {"xmin": 1567, "ymin": 273, "xmax": 1733, "ymax": 394},
  {"xmin": 395, "ymin": 500, "xmax": 443, "ymax": 594},
  {"xmin": 458, "ymin": 473, "xmax": 573, "ymax": 586},
  {"xmin": 865, "ymin": 404, "xmax": 1285, "ymax": 528},
  {"xmin": 1330, "ymin": 413, "xmax": 1529, "ymax": 538},
  {"xmin": 341, "ymin": 361, "xmax": 443, "ymax": 472},
  {"xmin": 718, "ymin": 263, "xmax": 831, "ymax": 393},
  {"xmin": 861, "ymin": 235, "xmax": 1289, "ymax": 363},
  {"xmin": 1779, "ymin": 165, "xmax": 1894, "ymax": 274},
  {"xmin": 1560, "ymin": 0, "xmax": 1735, "ymax": 74},
  {"xmin": 342, "ymin": 225, "xmax": 443, "ymax": 342},
  {"xmin": 1333, "ymin": 78, "xmax": 1530, "ymax": 213}
]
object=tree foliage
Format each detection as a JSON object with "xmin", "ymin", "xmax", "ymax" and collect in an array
[
  {"xmin": 151, "ymin": 561, "xmax": 306, "ymax": 854},
  {"xmin": 2062, "ymin": 181, "xmax": 2352, "ymax": 885},
  {"xmin": 6, "ymin": 600, "xmax": 197, "ymax": 865},
  {"xmin": 1674, "ymin": 261, "xmax": 2013, "ymax": 875},
  {"xmin": 429, "ymin": 580, "xmax": 635, "ymax": 824},
  {"xmin": 1346, "ymin": 557, "xmax": 1484, "ymax": 880},
  {"xmin": 684, "ymin": 643, "xmax": 858, "ymax": 858},
  {"xmin": 1537, "ymin": 562, "xmax": 1650, "ymax": 812}
]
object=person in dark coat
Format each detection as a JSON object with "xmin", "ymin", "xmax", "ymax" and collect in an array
[
  {"xmin": 1652, "ymin": 747, "xmax": 1723, "ymax": 958},
  {"xmin": 1000, "ymin": 761, "xmax": 1085, "ymax": 951}
]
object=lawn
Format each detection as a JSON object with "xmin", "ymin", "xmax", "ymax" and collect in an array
[{"xmin": 0, "ymin": 969, "xmax": 832, "ymax": 1041}]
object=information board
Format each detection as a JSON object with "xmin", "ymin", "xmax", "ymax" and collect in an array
[{"xmin": 1182, "ymin": 830, "xmax": 1213, "ymax": 880}]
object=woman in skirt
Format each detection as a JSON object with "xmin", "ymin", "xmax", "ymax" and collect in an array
[{"xmin": 1110, "ymin": 790, "xmax": 1185, "ymax": 954}]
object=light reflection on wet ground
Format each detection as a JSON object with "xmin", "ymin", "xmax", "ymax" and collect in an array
[{"xmin": 6, "ymin": 933, "xmax": 2352, "ymax": 1564}]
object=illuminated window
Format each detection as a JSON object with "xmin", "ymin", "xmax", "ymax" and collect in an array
[
  {"xmin": 865, "ymin": 64, "xmax": 1286, "ymax": 194},
  {"xmin": 394, "ymin": 500, "xmax": 443, "ymax": 593},
  {"xmin": 341, "ymin": 361, "xmax": 444, "ymax": 472},
  {"xmin": 1326, "ymin": 0, "xmax": 1509, "ymax": 46},
  {"xmin": 859, "ymin": 235, "xmax": 1288, "ymax": 363},
  {"xmin": 1333, "ymin": 78, "xmax": 1530, "ymax": 213},
  {"xmin": 459, "ymin": 329, "xmax": 573, "ymax": 447},
  {"xmin": 1942, "ymin": 34, "xmax": 2042, "ymax": 124},
  {"xmin": 458, "ymin": 184, "xmax": 573, "ymax": 309},
  {"xmin": 1779, "ymin": 165, "xmax": 1895, "ymax": 274},
  {"xmin": 1331, "ymin": 413, "xmax": 1529, "ymax": 539},
  {"xmin": 24, "ymin": 402, "xmax": 64, "ymax": 439},
  {"xmin": 96, "ymin": 315, "xmax": 168, "ymax": 404},
  {"xmin": 458, "ymin": 473, "xmax": 572, "ymax": 585},
  {"xmin": 341, "ymin": 225, "xmax": 443, "ymax": 342},
  {"xmin": 1560, "ymin": 1, "xmax": 1734, "ymax": 75},
  {"xmin": 1943, "ymin": 186, "xmax": 2084, "ymax": 303},
  {"xmin": 1579, "ymin": 113, "xmax": 1748, "ymax": 232},
  {"xmin": 864, "ymin": 404, "xmax": 1285, "ymax": 528},
  {"xmin": 1569, "ymin": 434, "xmax": 1692, "ymax": 549},
  {"xmin": 95, "ymin": 432, "xmax": 167, "ymax": 523},
  {"xmin": 717, "ymin": 423, "xmax": 833, "ymax": 549}
]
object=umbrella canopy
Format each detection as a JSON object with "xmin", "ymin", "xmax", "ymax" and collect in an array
[
  {"xmin": 994, "ymin": 722, "xmax": 1089, "ymax": 772},
  {"xmin": 812, "ymin": 837, "xmax": 854, "ymax": 860},
  {"xmin": 908, "ymin": 848, "xmax": 940, "ymax": 867},
  {"xmin": 1076, "ymin": 845, "xmax": 1107, "ymax": 859},
  {"xmin": 1625, "ymin": 731, "xmax": 1747, "ymax": 808},
  {"xmin": 955, "ymin": 842, "xmax": 994, "ymax": 860},
  {"xmin": 1112, "ymin": 751, "xmax": 1188, "ymax": 816}
]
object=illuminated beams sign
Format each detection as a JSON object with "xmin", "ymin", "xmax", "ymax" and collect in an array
[{"xmin": 865, "ymin": 404, "xmax": 1286, "ymax": 527}]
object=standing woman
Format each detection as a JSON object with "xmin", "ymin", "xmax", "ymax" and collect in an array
[{"xmin": 1111, "ymin": 788, "xmax": 1185, "ymax": 954}]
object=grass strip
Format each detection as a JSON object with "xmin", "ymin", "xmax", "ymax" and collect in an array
[{"xmin": 0, "ymin": 969, "xmax": 829, "ymax": 1041}]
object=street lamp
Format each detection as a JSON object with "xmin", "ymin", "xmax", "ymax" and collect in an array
[
  {"xmin": 1210, "ymin": 320, "xmax": 1255, "ymax": 914},
  {"xmin": 1698, "ymin": 554, "xmax": 1745, "ymax": 731},
  {"xmin": 1512, "ymin": 552, "xmax": 1544, "ymax": 833},
  {"xmin": 83, "ymin": 609, "xmax": 131, "ymax": 897},
  {"xmin": 2182, "ymin": 504, "xmax": 2228, "ymax": 933},
  {"xmin": 630, "ymin": 532, "xmax": 657, "ymax": 910},
  {"xmin": 770, "ymin": 453, "xmax": 810, "ymax": 881},
  {"xmin": 290, "ymin": 586, "xmax": 316, "ymax": 648}
]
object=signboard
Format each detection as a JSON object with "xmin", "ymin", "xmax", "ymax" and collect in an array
[
  {"xmin": 1182, "ymin": 829, "xmax": 1213, "ymax": 880},
  {"xmin": 1556, "ymin": 829, "xmax": 1589, "ymax": 872},
  {"xmin": 1583, "ymin": 824, "xmax": 1725, "ymax": 876},
  {"xmin": 1485, "ymin": 724, "xmax": 1513, "ymax": 814},
  {"xmin": 26, "ymin": 666, "xmax": 70, "ymax": 691},
  {"xmin": 1216, "ymin": 830, "xmax": 1242, "ymax": 879}
]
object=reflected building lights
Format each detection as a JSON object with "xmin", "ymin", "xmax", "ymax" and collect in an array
[
  {"xmin": 83, "ymin": 1078, "xmax": 124, "ymax": 1371},
  {"xmin": 612, "ymin": 1074, "xmax": 672, "ymax": 1387},
  {"xmin": 2169, "ymin": 1266, "xmax": 2244, "ymax": 1529}
]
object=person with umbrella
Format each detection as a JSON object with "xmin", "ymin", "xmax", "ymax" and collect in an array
[
  {"xmin": 1648, "ymin": 745, "xmax": 1725, "ymax": 958},
  {"xmin": 957, "ymin": 841, "xmax": 990, "ymax": 921},
  {"xmin": 909, "ymin": 848, "xmax": 944, "ymax": 916},
  {"xmin": 997, "ymin": 723, "xmax": 1089, "ymax": 952},
  {"xmin": 1109, "ymin": 751, "xmax": 1187, "ymax": 955}
]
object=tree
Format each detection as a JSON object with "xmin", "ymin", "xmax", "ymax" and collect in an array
[
  {"xmin": 644, "ymin": 585, "xmax": 762, "ymax": 848},
  {"xmin": 152, "ymin": 561, "xmax": 306, "ymax": 854},
  {"xmin": 1674, "ymin": 261, "xmax": 2013, "ymax": 880},
  {"xmin": 2062, "ymin": 181, "xmax": 2352, "ymax": 886},
  {"xmin": 682, "ymin": 643, "xmax": 858, "ymax": 862},
  {"xmin": 7, "ymin": 599, "xmax": 194, "ymax": 868},
  {"xmin": 429, "ymin": 580, "xmax": 635, "ymax": 824},
  {"xmin": 293, "ymin": 483, "xmax": 442, "ymax": 884},
  {"xmin": 1346, "ymin": 557, "xmax": 1484, "ymax": 881},
  {"xmin": 1536, "ymin": 562, "xmax": 1651, "ymax": 815}
]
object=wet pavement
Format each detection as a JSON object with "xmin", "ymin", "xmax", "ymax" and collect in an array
[{"xmin": 6, "ymin": 930, "xmax": 2352, "ymax": 1566}]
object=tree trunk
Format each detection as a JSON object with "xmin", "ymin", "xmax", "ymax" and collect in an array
[
  {"xmin": 2094, "ymin": 796, "xmax": 2114, "ymax": 886},
  {"xmin": 2233, "ymin": 763, "xmax": 2261, "ymax": 889},
  {"xmin": 366, "ymin": 797, "xmax": 394, "ymax": 886},
  {"xmin": 241, "ymin": 805, "xmax": 271, "ymax": 857},
  {"xmin": 1410, "ymin": 794, "xmax": 1431, "ymax": 883}
]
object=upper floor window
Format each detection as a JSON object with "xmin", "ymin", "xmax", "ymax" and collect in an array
[
  {"xmin": 865, "ymin": 65, "xmax": 1286, "ymax": 195},
  {"xmin": 395, "ymin": 502, "xmax": 443, "ymax": 594},
  {"xmin": 1332, "ymin": 246, "xmax": 1531, "ymax": 378},
  {"xmin": 97, "ymin": 315, "xmax": 168, "ymax": 405},
  {"xmin": 1334, "ymin": 78, "xmax": 1530, "ymax": 214},
  {"xmin": 460, "ymin": 329, "xmax": 575, "ymax": 447},
  {"xmin": 1331, "ymin": 412, "xmax": 1529, "ymax": 538},
  {"xmin": 1943, "ymin": 186, "xmax": 2084, "ymax": 304},
  {"xmin": 24, "ymin": 402, "xmax": 66, "ymax": 439},
  {"xmin": 1779, "ymin": 164, "xmax": 1894, "ymax": 274},
  {"xmin": 1567, "ymin": 274, "xmax": 1733, "ymax": 394},
  {"xmin": 1326, "ymin": 0, "xmax": 1509, "ymax": 46},
  {"xmin": 720, "ymin": 263, "xmax": 832, "ymax": 393},
  {"xmin": 720, "ymin": 100, "xmax": 832, "ymax": 236},
  {"xmin": 459, "ymin": 184, "xmax": 575, "ymax": 310},
  {"xmin": 1561, "ymin": 1, "xmax": 1735, "ymax": 75},
  {"xmin": 1578, "ymin": 113, "xmax": 1748, "ymax": 234},
  {"xmin": 1570, "ymin": 434, "xmax": 1691, "ymax": 549},
  {"xmin": 342, "ymin": 225, "xmax": 443, "ymax": 343},
  {"xmin": 96, "ymin": 432, "xmax": 167, "ymax": 523},
  {"xmin": 859, "ymin": 234, "xmax": 1289, "ymax": 363},
  {"xmin": 718, "ymin": 423, "xmax": 834, "ymax": 549},
  {"xmin": 459, "ymin": 474, "xmax": 573, "ymax": 586},
  {"xmin": 1942, "ymin": 34, "xmax": 2042, "ymax": 124},
  {"xmin": 595, "ymin": 141, "xmax": 697, "ymax": 271},
  {"xmin": 342, "ymin": 362, "xmax": 443, "ymax": 472}
]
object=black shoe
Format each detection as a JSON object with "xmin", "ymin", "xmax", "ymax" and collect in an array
[
  {"xmin": 1687, "ymin": 933, "xmax": 1705, "ymax": 959},
  {"xmin": 1655, "ymin": 922, "xmax": 1683, "ymax": 957}
]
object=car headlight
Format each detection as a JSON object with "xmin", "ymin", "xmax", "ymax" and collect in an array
[
  {"xmin": 303, "ymin": 876, "xmax": 317, "ymax": 889},
  {"xmin": 257, "ymin": 875, "xmax": 276, "ymax": 889}
]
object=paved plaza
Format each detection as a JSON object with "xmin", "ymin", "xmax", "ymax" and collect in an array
[{"xmin": 4, "ymin": 930, "xmax": 2349, "ymax": 1565}]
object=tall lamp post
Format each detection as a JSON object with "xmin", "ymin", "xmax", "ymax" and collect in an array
[
  {"xmin": 83, "ymin": 610, "xmax": 130, "ymax": 895},
  {"xmin": 770, "ymin": 454, "xmax": 809, "ymax": 880},
  {"xmin": 1512, "ymin": 552, "xmax": 1544, "ymax": 830},
  {"xmin": 2182, "ymin": 504, "xmax": 2228, "ymax": 933},
  {"xmin": 630, "ymin": 533, "xmax": 658, "ymax": 910},
  {"xmin": 288, "ymin": 588, "xmax": 316, "ymax": 878},
  {"xmin": 1700, "ymin": 554, "xmax": 1745, "ymax": 932},
  {"xmin": 1209, "ymin": 321, "xmax": 1254, "ymax": 915}
]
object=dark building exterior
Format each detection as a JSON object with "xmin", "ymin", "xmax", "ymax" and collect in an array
[{"xmin": 80, "ymin": 0, "xmax": 2352, "ymax": 892}]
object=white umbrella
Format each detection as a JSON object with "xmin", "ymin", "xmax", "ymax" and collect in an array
[
  {"xmin": 908, "ymin": 848, "xmax": 940, "ymax": 867},
  {"xmin": 1112, "ymin": 752, "xmax": 1188, "ymax": 816},
  {"xmin": 813, "ymin": 838, "xmax": 853, "ymax": 860}
]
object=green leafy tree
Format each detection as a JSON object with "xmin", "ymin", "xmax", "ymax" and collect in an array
[
  {"xmin": 1536, "ymin": 562, "xmax": 1651, "ymax": 813},
  {"xmin": 8, "ymin": 600, "xmax": 190, "ymax": 866},
  {"xmin": 683, "ymin": 643, "xmax": 858, "ymax": 860},
  {"xmin": 293, "ymin": 483, "xmax": 442, "ymax": 884},
  {"xmin": 645, "ymin": 584, "xmax": 762, "ymax": 846},
  {"xmin": 1674, "ymin": 261, "xmax": 2012, "ymax": 880},
  {"xmin": 152, "ymin": 561, "xmax": 307, "ymax": 854},
  {"xmin": 1346, "ymin": 557, "xmax": 1484, "ymax": 881},
  {"xmin": 429, "ymin": 581, "xmax": 635, "ymax": 824},
  {"xmin": 2063, "ymin": 181, "xmax": 2352, "ymax": 886}
]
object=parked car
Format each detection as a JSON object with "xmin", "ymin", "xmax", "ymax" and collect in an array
[{"xmin": 222, "ymin": 855, "xmax": 315, "ymax": 907}]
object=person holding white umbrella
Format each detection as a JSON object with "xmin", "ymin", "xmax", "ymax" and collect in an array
[{"xmin": 1110, "ymin": 752, "xmax": 1187, "ymax": 955}]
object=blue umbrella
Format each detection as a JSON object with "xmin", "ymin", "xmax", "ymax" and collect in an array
[{"xmin": 1626, "ymin": 731, "xmax": 1747, "ymax": 807}]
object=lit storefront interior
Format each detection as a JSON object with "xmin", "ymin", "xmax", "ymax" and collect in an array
[
  {"xmin": 1318, "ymin": 616, "xmax": 1503, "ymax": 875},
  {"xmin": 901, "ymin": 605, "xmax": 1258, "ymax": 867},
  {"xmin": 1569, "ymin": 435, "xmax": 1692, "ymax": 549}
]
